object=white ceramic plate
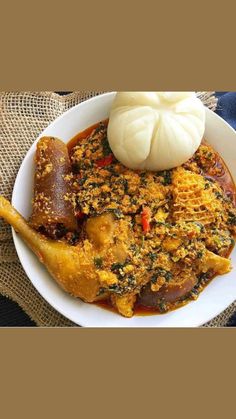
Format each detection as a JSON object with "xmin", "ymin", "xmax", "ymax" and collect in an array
[{"xmin": 12, "ymin": 92, "xmax": 236, "ymax": 327}]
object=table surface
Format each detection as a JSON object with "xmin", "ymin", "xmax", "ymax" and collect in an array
[
  {"xmin": 1, "ymin": 92, "xmax": 236, "ymax": 327},
  {"xmin": 0, "ymin": 295, "xmax": 36, "ymax": 326}
]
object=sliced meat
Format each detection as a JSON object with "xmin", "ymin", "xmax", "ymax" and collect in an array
[{"xmin": 138, "ymin": 271, "xmax": 198, "ymax": 307}]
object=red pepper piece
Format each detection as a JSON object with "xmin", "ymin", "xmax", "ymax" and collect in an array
[
  {"xmin": 141, "ymin": 207, "xmax": 151, "ymax": 233},
  {"xmin": 75, "ymin": 210, "xmax": 84, "ymax": 220},
  {"xmin": 96, "ymin": 154, "xmax": 113, "ymax": 167}
]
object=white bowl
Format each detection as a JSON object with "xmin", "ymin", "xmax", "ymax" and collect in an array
[{"xmin": 12, "ymin": 92, "xmax": 236, "ymax": 327}]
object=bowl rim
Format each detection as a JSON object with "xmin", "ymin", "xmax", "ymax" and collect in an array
[{"xmin": 11, "ymin": 92, "xmax": 236, "ymax": 327}]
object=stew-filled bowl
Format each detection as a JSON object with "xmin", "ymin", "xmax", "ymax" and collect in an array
[{"xmin": 11, "ymin": 92, "xmax": 236, "ymax": 327}]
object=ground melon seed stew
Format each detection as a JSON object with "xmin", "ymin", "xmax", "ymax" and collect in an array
[{"xmin": 61, "ymin": 119, "xmax": 236, "ymax": 317}]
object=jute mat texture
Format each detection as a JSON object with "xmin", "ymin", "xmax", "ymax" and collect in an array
[{"xmin": 0, "ymin": 91, "xmax": 234, "ymax": 327}]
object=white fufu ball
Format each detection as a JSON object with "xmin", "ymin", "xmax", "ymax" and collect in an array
[{"xmin": 107, "ymin": 92, "xmax": 206, "ymax": 171}]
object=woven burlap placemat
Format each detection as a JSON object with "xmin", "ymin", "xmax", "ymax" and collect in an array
[{"xmin": 0, "ymin": 91, "xmax": 234, "ymax": 327}]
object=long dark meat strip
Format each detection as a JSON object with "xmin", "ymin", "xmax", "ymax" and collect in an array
[{"xmin": 30, "ymin": 136, "xmax": 77, "ymax": 238}]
